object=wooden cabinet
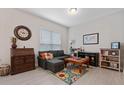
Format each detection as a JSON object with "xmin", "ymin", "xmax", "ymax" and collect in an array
[
  {"xmin": 78, "ymin": 52, "xmax": 99, "ymax": 67},
  {"xmin": 100, "ymin": 48, "xmax": 123, "ymax": 72},
  {"xmin": 11, "ymin": 48, "xmax": 35, "ymax": 75}
]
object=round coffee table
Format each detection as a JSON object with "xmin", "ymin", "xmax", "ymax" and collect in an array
[{"xmin": 64, "ymin": 57, "xmax": 90, "ymax": 73}]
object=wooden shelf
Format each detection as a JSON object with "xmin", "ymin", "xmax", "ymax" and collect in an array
[
  {"xmin": 101, "ymin": 66, "xmax": 119, "ymax": 71},
  {"xmin": 100, "ymin": 48, "xmax": 122, "ymax": 72},
  {"xmin": 101, "ymin": 60, "xmax": 119, "ymax": 64},
  {"xmin": 102, "ymin": 55, "xmax": 119, "ymax": 57}
]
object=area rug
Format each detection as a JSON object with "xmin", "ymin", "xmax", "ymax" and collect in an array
[{"xmin": 55, "ymin": 67, "xmax": 87, "ymax": 85}]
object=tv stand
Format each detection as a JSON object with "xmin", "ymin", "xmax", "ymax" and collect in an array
[{"xmin": 78, "ymin": 52, "xmax": 99, "ymax": 67}]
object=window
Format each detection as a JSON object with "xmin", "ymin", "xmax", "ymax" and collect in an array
[
  {"xmin": 40, "ymin": 30, "xmax": 61, "ymax": 51},
  {"xmin": 51, "ymin": 32, "xmax": 61, "ymax": 44},
  {"xmin": 40, "ymin": 30, "xmax": 51, "ymax": 44}
]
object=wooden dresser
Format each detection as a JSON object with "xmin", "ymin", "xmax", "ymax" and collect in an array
[{"xmin": 11, "ymin": 48, "xmax": 35, "ymax": 75}]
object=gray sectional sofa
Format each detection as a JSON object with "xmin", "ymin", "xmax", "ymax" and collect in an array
[{"xmin": 37, "ymin": 50, "xmax": 70, "ymax": 73}]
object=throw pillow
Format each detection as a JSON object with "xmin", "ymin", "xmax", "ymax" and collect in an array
[
  {"xmin": 47, "ymin": 53, "xmax": 53, "ymax": 60},
  {"xmin": 40, "ymin": 53, "xmax": 48, "ymax": 60}
]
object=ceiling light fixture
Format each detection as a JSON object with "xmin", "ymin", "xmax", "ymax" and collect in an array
[{"xmin": 67, "ymin": 8, "xmax": 78, "ymax": 15}]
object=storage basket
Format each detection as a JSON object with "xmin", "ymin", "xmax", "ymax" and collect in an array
[{"xmin": 0, "ymin": 64, "xmax": 10, "ymax": 76}]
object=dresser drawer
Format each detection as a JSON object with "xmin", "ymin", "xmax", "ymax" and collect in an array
[
  {"xmin": 25, "ymin": 59, "xmax": 34, "ymax": 63},
  {"xmin": 13, "ymin": 57, "xmax": 25, "ymax": 65},
  {"xmin": 25, "ymin": 56, "xmax": 35, "ymax": 63},
  {"xmin": 12, "ymin": 65, "xmax": 25, "ymax": 73},
  {"xmin": 25, "ymin": 63, "xmax": 34, "ymax": 68},
  {"xmin": 25, "ymin": 55, "xmax": 34, "ymax": 59}
]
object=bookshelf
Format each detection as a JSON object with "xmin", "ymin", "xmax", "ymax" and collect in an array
[{"xmin": 100, "ymin": 48, "xmax": 123, "ymax": 72}]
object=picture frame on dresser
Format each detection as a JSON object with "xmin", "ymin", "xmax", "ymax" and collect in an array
[{"xmin": 83, "ymin": 33, "xmax": 99, "ymax": 45}]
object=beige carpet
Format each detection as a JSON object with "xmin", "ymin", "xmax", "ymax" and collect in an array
[{"xmin": 0, "ymin": 67, "xmax": 124, "ymax": 85}]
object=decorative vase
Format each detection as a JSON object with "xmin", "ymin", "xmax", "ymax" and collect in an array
[
  {"xmin": 12, "ymin": 43, "xmax": 17, "ymax": 49},
  {"xmin": 11, "ymin": 37, "xmax": 17, "ymax": 49}
]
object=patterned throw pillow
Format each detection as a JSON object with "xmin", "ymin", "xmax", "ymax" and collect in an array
[
  {"xmin": 47, "ymin": 53, "xmax": 53, "ymax": 60},
  {"xmin": 40, "ymin": 53, "xmax": 48, "ymax": 60}
]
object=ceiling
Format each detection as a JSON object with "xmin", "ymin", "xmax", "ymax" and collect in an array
[{"xmin": 19, "ymin": 8, "xmax": 123, "ymax": 27}]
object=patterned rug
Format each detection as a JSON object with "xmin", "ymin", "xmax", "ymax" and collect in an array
[{"xmin": 55, "ymin": 67, "xmax": 87, "ymax": 85}]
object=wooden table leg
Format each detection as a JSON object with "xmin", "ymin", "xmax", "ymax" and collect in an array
[
  {"xmin": 86, "ymin": 60, "xmax": 90, "ymax": 68},
  {"xmin": 64, "ymin": 61, "xmax": 67, "ymax": 68},
  {"xmin": 87, "ymin": 63, "xmax": 89, "ymax": 68},
  {"xmin": 64, "ymin": 63, "xmax": 66, "ymax": 67},
  {"xmin": 79, "ymin": 65, "xmax": 83, "ymax": 73}
]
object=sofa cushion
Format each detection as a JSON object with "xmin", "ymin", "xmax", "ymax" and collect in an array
[
  {"xmin": 50, "ymin": 50, "xmax": 64, "ymax": 57},
  {"xmin": 47, "ymin": 59, "xmax": 64, "ymax": 73},
  {"xmin": 55, "ymin": 56, "xmax": 69, "ymax": 60},
  {"xmin": 50, "ymin": 51, "xmax": 58, "ymax": 57},
  {"xmin": 57, "ymin": 50, "xmax": 64, "ymax": 56},
  {"xmin": 47, "ymin": 59, "xmax": 63, "ymax": 64}
]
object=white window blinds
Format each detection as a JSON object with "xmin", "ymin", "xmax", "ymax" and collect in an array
[
  {"xmin": 51, "ymin": 32, "xmax": 61, "ymax": 44},
  {"xmin": 40, "ymin": 30, "xmax": 61, "ymax": 51},
  {"xmin": 40, "ymin": 30, "xmax": 51, "ymax": 44}
]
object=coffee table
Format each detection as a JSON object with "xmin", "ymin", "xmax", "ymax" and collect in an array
[{"xmin": 64, "ymin": 57, "xmax": 90, "ymax": 73}]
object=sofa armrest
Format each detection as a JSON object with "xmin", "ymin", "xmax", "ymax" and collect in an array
[
  {"xmin": 37, "ymin": 56, "xmax": 47, "ymax": 61},
  {"xmin": 37, "ymin": 56, "xmax": 48, "ymax": 69}
]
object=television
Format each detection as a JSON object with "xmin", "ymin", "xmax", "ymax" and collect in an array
[{"xmin": 111, "ymin": 42, "xmax": 120, "ymax": 49}]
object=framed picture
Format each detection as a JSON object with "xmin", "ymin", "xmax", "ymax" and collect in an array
[
  {"xmin": 111, "ymin": 42, "xmax": 120, "ymax": 49},
  {"xmin": 83, "ymin": 33, "xmax": 99, "ymax": 45}
]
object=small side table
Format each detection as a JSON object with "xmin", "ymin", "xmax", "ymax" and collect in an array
[{"xmin": 0, "ymin": 64, "xmax": 10, "ymax": 76}]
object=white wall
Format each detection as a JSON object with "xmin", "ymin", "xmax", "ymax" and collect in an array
[
  {"xmin": 0, "ymin": 9, "xmax": 68, "ymax": 64},
  {"xmin": 69, "ymin": 10, "xmax": 124, "ymax": 52}
]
